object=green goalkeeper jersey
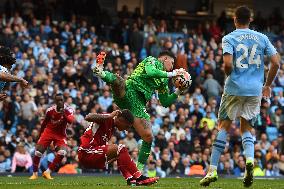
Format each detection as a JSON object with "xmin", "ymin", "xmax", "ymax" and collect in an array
[{"xmin": 126, "ymin": 56, "xmax": 178, "ymax": 107}]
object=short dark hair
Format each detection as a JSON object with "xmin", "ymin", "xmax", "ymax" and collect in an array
[
  {"xmin": 54, "ymin": 93, "xmax": 64, "ymax": 99},
  {"xmin": 120, "ymin": 109, "xmax": 134, "ymax": 124},
  {"xmin": 235, "ymin": 5, "xmax": 251, "ymax": 25},
  {"xmin": 0, "ymin": 47, "xmax": 16, "ymax": 66},
  {"xmin": 158, "ymin": 50, "xmax": 176, "ymax": 63}
]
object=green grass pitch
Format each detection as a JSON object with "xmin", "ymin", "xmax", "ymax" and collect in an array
[{"xmin": 0, "ymin": 176, "xmax": 283, "ymax": 189}]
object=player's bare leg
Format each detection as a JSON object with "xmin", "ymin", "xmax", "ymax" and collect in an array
[
  {"xmin": 93, "ymin": 52, "xmax": 126, "ymax": 98},
  {"xmin": 29, "ymin": 144, "xmax": 46, "ymax": 180},
  {"xmin": 112, "ymin": 73, "xmax": 126, "ymax": 99},
  {"xmin": 240, "ymin": 118, "xmax": 254, "ymax": 187},
  {"xmin": 200, "ymin": 120, "xmax": 231, "ymax": 186},
  {"xmin": 132, "ymin": 118, "xmax": 153, "ymax": 171},
  {"xmin": 106, "ymin": 144, "xmax": 119, "ymax": 163},
  {"xmin": 43, "ymin": 146, "xmax": 67, "ymax": 180},
  {"xmin": 106, "ymin": 144, "xmax": 158, "ymax": 186}
]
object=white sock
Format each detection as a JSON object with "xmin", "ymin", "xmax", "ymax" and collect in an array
[
  {"xmin": 95, "ymin": 68, "xmax": 106, "ymax": 78},
  {"xmin": 246, "ymin": 157, "xmax": 254, "ymax": 163},
  {"xmin": 209, "ymin": 165, "xmax": 217, "ymax": 173},
  {"xmin": 101, "ymin": 70, "xmax": 106, "ymax": 78},
  {"xmin": 45, "ymin": 168, "xmax": 51, "ymax": 173}
]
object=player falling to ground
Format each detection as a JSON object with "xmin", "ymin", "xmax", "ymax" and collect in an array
[
  {"xmin": 29, "ymin": 93, "xmax": 75, "ymax": 180},
  {"xmin": 0, "ymin": 46, "xmax": 28, "ymax": 100},
  {"xmin": 78, "ymin": 110, "xmax": 159, "ymax": 186},
  {"xmin": 93, "ymin": 51, "xmax": 191, "ymax": 171},
  {"xmin": 200, "ymin": 6, "xmax": 280, "ymax": 187}
]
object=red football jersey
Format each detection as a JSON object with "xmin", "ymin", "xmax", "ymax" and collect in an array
[
  {"xmin": 79, "ymin": 115, "xmax": 114, "ymax": 149},
  {"xmin": 41, "ymin": 104, "xmax": 74, "ymax": 137}
]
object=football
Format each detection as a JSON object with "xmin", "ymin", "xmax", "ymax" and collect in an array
[{"xmin": 173, "ymin": 71, "xmax": 192, "ymax": 90}]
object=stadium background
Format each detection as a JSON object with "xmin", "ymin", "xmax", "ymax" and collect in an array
[{"xmin": 0, "ymin": 0, "xmax": 283, "ymax": 178}]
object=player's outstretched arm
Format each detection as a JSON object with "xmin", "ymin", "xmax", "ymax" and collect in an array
[
  {"xmin": 145, "ymin": 60, "xmax": 183, "ymax": 78},
  {"xmin": 85, "ymin": 113, "xmax": 110, "ymax": 123},
  {"xmin": 0, "ymin": 72, "xmax": 28, "ymax": 88},
  {"xmin": 263, "ymin": 54, "xmax": 280, "ymax": 98},
  {"xmin": 158, "ymin": 87, "xmax": 184, "ymax": 107},
  {"xmin": 85, "ymin": 111, "xmax": 120, "ymax": 124},
  {"xmin": 159, "ymin": 92, "xmax": 178, "ymax": 107}
]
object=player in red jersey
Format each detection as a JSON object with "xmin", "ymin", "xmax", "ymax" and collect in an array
[
  {"xmin": 78, "ymin": 109, "xmax": 159, "ymax": 186},
  {"xmin": 29, "ymin": 93, "xmax": 75, "ymax": 180}
]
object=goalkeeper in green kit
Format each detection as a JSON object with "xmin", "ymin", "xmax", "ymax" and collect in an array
[{"xmin": 93, "ymin": 51, "xmax": 191, "ymax": 171}]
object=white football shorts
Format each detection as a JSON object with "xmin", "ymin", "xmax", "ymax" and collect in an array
[{"xmin": 218, "ymin": 93, "xmax": 261, "ymax": 126}]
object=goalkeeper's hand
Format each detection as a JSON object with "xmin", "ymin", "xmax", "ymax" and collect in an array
[
  {"xmin": 174, "ymin": 76, "xmax": 192, "ymax": 96},
  {"xmin": 167, "ymin": 68, "xmax": 185, "ymax": 78},
  {"xmin": 174, "ymin": 88, "xmax": 187, "ymax": 96}
]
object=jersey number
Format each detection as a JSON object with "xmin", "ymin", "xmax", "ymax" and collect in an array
[{"xmin": 236, "ymin": 44, "xmax": 261, "ymax": 68}]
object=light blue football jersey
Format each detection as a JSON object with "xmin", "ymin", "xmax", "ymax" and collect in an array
[
  {"xmin": 222, "ymin": 28, "xmax": 277, "ymax": 96},
  {"xmin": 0, "ymin": 65, "xmax": 9, "ymax": 91}
]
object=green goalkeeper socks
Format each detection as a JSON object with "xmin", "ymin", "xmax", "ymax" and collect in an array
[
  {"xmin": 102, "ymin": 71, "xmax": 117, "ymax": 84},
  {"xmin": 137, "ymin": 140, "xmax": 152, "ymax": 171}
]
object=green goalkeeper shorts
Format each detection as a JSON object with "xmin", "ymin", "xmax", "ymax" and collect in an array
[{"xmin": 113, "ymin": 87, "xmax": 150, "ymax": 121}]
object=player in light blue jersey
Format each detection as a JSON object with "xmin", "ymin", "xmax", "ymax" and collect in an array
[
  {"xmin": 200, "ymin": 6, "xmax": 280, "ymax": 187},
  {"xmin": 0, "ymin": 46, "xmax": 28, "ymax": 100}
]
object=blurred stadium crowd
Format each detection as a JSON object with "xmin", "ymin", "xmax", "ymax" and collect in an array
[{"xmin": 0, "ymin": 2, "xmax": 284, "ymax": 178}]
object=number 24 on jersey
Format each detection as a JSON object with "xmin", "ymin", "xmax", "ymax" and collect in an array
[{"xmin": 236, "ymin": 44, "xmax": 261, "ymax": 68}]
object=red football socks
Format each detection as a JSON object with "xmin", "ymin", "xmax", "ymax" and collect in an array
[
  {"xmin": 32, "ymin": 154, "xmax": 41, "ymax": 172},
  {"xmin": 48, "ymin": 154, "xmax": 64, "ymax": 171},
  {"xmin": 117, "ymin": 147, "xmax": 142, "ymax": 180}
]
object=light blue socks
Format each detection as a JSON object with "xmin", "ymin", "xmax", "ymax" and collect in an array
[
  {"xmin": 242, "ymin": 131, "xmax": 254, "ymax": 162},
  {"xmin": 210, "ymin": 129, "xmax": 227, "ymax": 169}
]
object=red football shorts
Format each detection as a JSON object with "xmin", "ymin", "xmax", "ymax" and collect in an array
[
  {"xmin": 78, "ymin": 145, "xmax": 108, "ymax": 169},
  {"xmin": 37, "ymin": 131, "xmax": 67, "ymax": 149}
]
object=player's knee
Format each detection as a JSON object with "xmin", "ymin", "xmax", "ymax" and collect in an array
[
  {"xmin": 35, "ymin": 151, "xmax": 43, "ymax": 157},
  {"xmin": 36, "ymin": 144, "xmax": 45, "ymax": 152},
  {"xmin": 142, "ymin": 133, "xmax": 153, "ymax": 143},
  {"xmin": 106, "ymin": 144, "xmax": 119, "ymax": 160},
  {"xmin": 240, "ymin": 126, "xmax": 251, "ymax": 134},
  {"xmin": 222, "ymin": 126, "xmax": 231, "ymax": 133},
  {"xmin": 57, "ymin": 149, "xmax": 67, "ymax": 156},
  {"xmin": 112, "ymin": 77, "xmax": 125, "ymax": 98},
  {"xmin": 218, "ymin": 120, "xmax": 231, "ymax": 132},
  {"xmin": 114, "ymin": 75, "xmax": 123, "ymax": 84},
  {"xmin": 240, "ymin": 118, "xmax": 252, "ymax": 134}
]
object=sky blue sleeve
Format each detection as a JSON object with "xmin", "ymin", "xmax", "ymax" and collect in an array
[
  {"xmin": 222, "ymin": 36, "xmax": 233, "ymax": 55},
  {"xmin": 265, "ymin": 36, "xmax": 277, "ymax": 57}
]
